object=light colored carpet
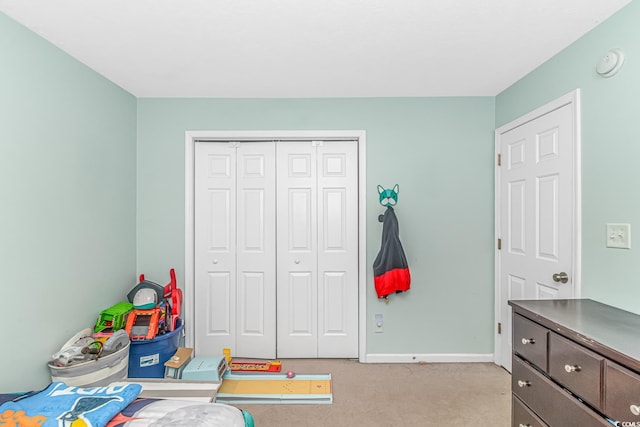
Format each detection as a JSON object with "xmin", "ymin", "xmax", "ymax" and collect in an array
[{"xmin": 232, "ymin": 359, "xmax": 511, "ymax": 426}]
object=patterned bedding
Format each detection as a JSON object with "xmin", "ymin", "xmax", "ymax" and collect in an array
[{"xmin": 0, "ymin": 382, "xmax": 254, "ymax": 427}]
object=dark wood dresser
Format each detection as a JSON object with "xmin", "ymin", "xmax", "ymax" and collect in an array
[{"xmin": 509, "ymin": 299, "xmax": 640, "ymax": 427}]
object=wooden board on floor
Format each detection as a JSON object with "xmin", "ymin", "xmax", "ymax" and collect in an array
[{"xmin": 216, "ymin": 373, "xmax": 332, "ymax": 404}]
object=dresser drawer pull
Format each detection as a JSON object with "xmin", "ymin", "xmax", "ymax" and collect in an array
[
  {"xmin": 521, "ymin": 338, "xmax": 535, "ymax": 345},
  {"xmin": 630, "ymin": 405, "xmax": 640, "ymax": 416},
  {"xmin": 564, "ymin": 364, "xmax": 581, "ymax": 373},
  {"xmin": 517, "ymin": 380, "xmax": 531, "ymax": 388},
  {"xmin": 519, "ymin": 424, "xmax": 532, "ymax": 427}
]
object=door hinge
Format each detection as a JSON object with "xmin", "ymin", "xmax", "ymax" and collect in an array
[
  {"xmin": 497, "ymin": 153, "xmax": 501, "ymax": 166},
  {"xmin": 497, "ymin": 238, "xmax": 502, "ymax": 250},
  {"xmin": 498, "ymin": 322, "xmax": 502, "ymax": 334}
]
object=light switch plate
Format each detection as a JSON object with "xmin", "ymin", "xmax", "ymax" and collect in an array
[
  {"xmin": 606, "ymin": 223, "xmax": 631, "ymax": 249},
  {"xmin": 374, "ymin": 313, "xmax": 383, "ymax": 333}
]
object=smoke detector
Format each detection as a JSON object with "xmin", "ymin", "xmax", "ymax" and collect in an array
[{"xmin": 596, "ymin": 48, "xmax": 625, "ymax": 78}]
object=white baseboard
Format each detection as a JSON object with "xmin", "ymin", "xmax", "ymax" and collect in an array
[{"xmin": 363, "ymin": 353, "xmax": 495, "ymax": 363}]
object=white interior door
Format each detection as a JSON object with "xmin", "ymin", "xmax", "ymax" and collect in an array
[
  {"xmin": 495, "ymin": 93, "xmax": 580, "ymax": 372},
  {"xmin": 277, "ymin": 141, "xmax": 359, "ymax": 358},
  {"xmin": 194, "ymin": 142, "xmax": 276, "ymax": 359}
]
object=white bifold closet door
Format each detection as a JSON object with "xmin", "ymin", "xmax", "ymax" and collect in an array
[
  {"xmin": 276, "ymin": 141, "xmax": 358, "ymax": 358},
  {"xmin": 194, "ymin": 141, "xmax": 276, "ymax": 359},
  {"xmin": 194, "ymin": 140, "xmax": 358, "ymax": 359}
]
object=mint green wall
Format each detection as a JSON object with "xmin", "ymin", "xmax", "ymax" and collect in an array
[
  {"xmin": 137, "ymin": 97, "xmax": 496, "ymax": 356},
  {"xmin": 495, "ymin": 2, "xmax": 640, "ymax": 313},
  {"xmin": 0, "ymin": 13, "xmax": 137, "ymax": 392}
]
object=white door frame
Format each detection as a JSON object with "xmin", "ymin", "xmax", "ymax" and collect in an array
[
  {"xmin": 493, "ymin": 90, "xmax": 582, "ymax": 367},
  {"xmin": 184, "ymin": 130, "xmax": 367, "ymax": 362}
]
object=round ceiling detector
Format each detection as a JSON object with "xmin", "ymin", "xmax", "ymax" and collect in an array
[{"xmin": 596, "ymin": 48, "xmax": 625, "ymax": 77}]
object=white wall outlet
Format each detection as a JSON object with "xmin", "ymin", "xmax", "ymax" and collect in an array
[
  {"xmin": 606, "ymin": 223, "xmax": 631, "ymax": 249},
  {"xmin": 375, "ymin": 313, "xmax": 383, "ymax": 333}
]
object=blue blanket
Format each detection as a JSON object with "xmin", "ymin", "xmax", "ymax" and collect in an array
[{"xmin": 0, "ymin": 382, "xmax": 141, "ymax": 427}]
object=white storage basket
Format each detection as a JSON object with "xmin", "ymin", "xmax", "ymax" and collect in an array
[{"xmin": 48, "ymin": 342, "xmax": 130, "ymax": 387}]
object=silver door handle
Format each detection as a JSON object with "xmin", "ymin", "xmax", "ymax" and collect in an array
[{"xmin": 553, "ymin": 272, "xmax": 569, "ymax": 283}]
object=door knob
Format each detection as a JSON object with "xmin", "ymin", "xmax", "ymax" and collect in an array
[{"xmin": 553, "ymin": 272, "xmax": 569, "ymax": 283}]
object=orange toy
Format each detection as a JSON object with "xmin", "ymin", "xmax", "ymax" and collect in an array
[{"xmin": 125, "ymin": 308, "xmax": 161, "ymax": 340}]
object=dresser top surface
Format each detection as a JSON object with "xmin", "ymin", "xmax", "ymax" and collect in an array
[{"xmin": 509, "ymin": 298, "xmax": 640, "ymax": 366}]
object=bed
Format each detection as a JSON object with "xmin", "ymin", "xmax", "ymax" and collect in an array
[{"xmin": 0, "ymin": 382, "xmax": 254, "ymax": 427}]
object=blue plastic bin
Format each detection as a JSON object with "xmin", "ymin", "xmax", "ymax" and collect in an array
[{"xmin": 128, "ymin": 318, "xmax": 182, "ymax": 378}]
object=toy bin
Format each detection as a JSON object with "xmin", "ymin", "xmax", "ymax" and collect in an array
[
  {"xmin": 48, "ymin": 342, "xmax": 130, "ymax": 387},
  {"xmin": 128, "ymin": 318, "xmax": 182, "ymax": 378}
]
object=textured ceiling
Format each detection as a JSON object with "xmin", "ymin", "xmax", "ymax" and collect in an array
[{"xmin": 0, "ymin": 0, "xmax": 631, "ymax": 97}]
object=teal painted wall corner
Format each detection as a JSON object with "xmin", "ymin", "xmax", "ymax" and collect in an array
[{"xmin": 0, "ymin": 12, "xmax": 137, "ymax": 392}]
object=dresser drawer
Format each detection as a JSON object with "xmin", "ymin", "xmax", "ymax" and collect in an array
[
  {"xmin": 605, "ymin": 361, "xmax": 640, "ymax": 423},
  {"xmin": 512, "ymin": 395, "xmax": 547, "ymax": 427},
  {"xmin": 513, "ymin": 314, "xmax": 548, "ymax": 371},
  {"xmin": 512, "ymin": 356, "xmax": 610, "ymax": 426},
  {"xmin": 548, "ymin": 332, "xmax": 603, "ymax": 410}
]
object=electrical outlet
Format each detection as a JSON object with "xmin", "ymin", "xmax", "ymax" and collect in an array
[
  {"xmin": 606, "ymin": 223, "xmax": 631, "ymax": 249},
  {"xmin": 375, "ymin": 313, "xmax": 383, "ymax": 333}
]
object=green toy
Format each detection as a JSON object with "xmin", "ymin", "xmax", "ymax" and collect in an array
[{"xmin": 94, "ymin": 301, "xmax": 134, "ymax": 334}]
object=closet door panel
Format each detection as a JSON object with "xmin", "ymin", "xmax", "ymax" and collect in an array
[
  {"xmin": 322, "ymin": 271, "xmax": 348, "ymax": 333},
  {"xmin": 277, "ymin": 142, "xmax": 318, "ymax": 357},
  {"xmin": 207, "ymin": 272, "xmax": 232, "ymax": 335},
  {"xmin": 289, "ymin": 271, "xmax": 314, "ymax": 334},
  {"xmin": 317, "ymin": 141, "xmax": 358, "ymax": 357},
  {"xmin": 236, "ymin": 142, "xmax": 276, "ymax": 358},
  {"xmin": 195, "ymin": 142, "xmax": 237, "ymax": 356}
]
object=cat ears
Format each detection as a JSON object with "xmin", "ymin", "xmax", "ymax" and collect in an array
[{"xmin": 377, "ymin": 184, "xmax": 399, "ymax": 195}]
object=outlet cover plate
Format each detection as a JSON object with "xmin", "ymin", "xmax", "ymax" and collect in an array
[{"xmin": 374, "ymin": 313, "xmax": 383, "ymax": 333}]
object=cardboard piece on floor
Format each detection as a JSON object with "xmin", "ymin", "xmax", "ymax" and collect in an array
[{"xmin": 122, "ymin": 378, "xmax": 220, "ymax": 403}]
